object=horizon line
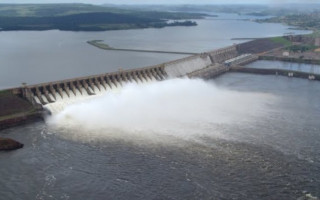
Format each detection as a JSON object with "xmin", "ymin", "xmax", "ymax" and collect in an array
[{"xmin": 0, "ymin": 2, "xmax": 320, "ymax": 5}]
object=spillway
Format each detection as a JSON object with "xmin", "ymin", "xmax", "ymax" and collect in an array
[
  {"xmin": 32, "ymin": 67, "xmax": 166, "ymax": 114},
  {"xmin": 19, "ymin": 45, "xmax": 253, "ymax": 114}
]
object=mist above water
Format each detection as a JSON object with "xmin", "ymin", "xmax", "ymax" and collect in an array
[{"xmin": 47, "ymin": 78, "xmax": 276, "ymax": 144}]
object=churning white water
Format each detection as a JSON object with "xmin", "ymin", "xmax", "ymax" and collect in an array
[{"xmin": 46, "ymin": 78, "xmax": 277, "ymax": 144}]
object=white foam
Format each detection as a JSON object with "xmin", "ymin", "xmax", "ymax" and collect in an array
[{"xmin": 46, "ymin": 78, "xmax": 277, "ymax": 145}]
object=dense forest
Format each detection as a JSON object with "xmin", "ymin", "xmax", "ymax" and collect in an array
[{"xmin": 0, "ymin": 4, "xmax": 203, "ymax": 31}]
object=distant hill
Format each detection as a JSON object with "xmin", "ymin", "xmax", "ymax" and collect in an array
[
  {"xmin": 257, "ymin": 12, "xmax": 320, "ymax": 31},
  {"xmin": 0, "ymin": 4, "xmax": 205, "ymax": 31}
]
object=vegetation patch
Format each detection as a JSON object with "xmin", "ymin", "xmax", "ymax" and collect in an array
[
  {"xmin": 285, "ymin": 44, "xmax": 317, "ymax": 53},
  {"xmin": 0, "ymin": 90, "xmax": 11, "ymax": 97},
  {"xmin": 308, "ymin": 30, "xmax": 320, "ymax": 38},
  {"xmin": 270, "ymin": 37, "xmax": 292, "ymax": 46}
]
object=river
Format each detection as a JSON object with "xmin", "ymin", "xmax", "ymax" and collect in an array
[
  {"xmin": 1, "ymin": 73, "xmax": 320, "ymax": 200},
  {"xmin": 1, "ymin": 12, "xmax": 319, "ymax": 200}
]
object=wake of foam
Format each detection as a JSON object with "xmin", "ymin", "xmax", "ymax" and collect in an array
[{"xmin": 46, "ymin": 78, "xmax": 277, "ymax": 144}]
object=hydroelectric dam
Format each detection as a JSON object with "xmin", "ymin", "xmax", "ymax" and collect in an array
[
  {"xmin": 20, "ymin": 45, "xmax": 257, "ymax": 112},
  {"xmin": 2, "ymin": 36, "xmax": 320, "ymax": 129}
]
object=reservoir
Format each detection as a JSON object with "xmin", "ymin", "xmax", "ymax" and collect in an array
[{"xmin": 0, "ymin": 13, "xmax": 310, "ymax": 89}]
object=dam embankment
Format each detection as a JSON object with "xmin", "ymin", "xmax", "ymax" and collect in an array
[{"xmin": 0, "ymin": 89, "xmax": 42, "ymax": 130}]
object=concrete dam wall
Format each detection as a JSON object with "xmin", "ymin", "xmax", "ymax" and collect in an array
[
  {"xmin": 164, "ymin": 54, "xmax": 212, "ymax": 78},
  {"xmin": 24, "ymin": 66, "xmax": 166, "ymax": 106},
  {"xmin": 209, "ymin": 46, "xmax": 238, "ymax": 64},
  {"xmin": 19, "ymin": 45, "xmax": 240, "ymax": 110}
]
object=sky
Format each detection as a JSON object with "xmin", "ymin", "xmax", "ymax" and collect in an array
[{"xmin": 1, "ymin": 0, "xmax": 319, "ymax": 4}]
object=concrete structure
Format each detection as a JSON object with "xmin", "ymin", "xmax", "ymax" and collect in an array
[
  {"xmin": 24, "ymin": 65, "xmax": 167, "ymax": 105},
  {"xmin": 17, "ymin": 44, "xmax": 242, "ymax": 107},
  {"xmin": 164, "ymin": 53, "xmax": 212, "ymax": 78},
  {"xmin": 188, "ymin": 64, "xmax": 229, "ymax": 79},
  {"xmin": 282, "ymin": 51, "xmax": 290, "ymax": 57},
  {"xmin": 231, "ymin": 67, "xmax": 320, "ymax": 81},
  {"xmin": 224, "ymin": 54, "xmax": 258, "ymax": 66},
  {"xmin": 209, "ymin": 45, "xmax": 238, "ymax": 63}
]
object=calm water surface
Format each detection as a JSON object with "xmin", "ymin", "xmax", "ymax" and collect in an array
[
  {"xmin": 1, "ymin": 73, "xmax": 319, "ymax": 200},
  {"xmin": 0, "ymin": 13, "xmax": 310, "ymax": 89}
]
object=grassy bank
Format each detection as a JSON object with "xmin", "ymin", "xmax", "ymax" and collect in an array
[{"xmin": 270, "ymin": 37, "xmax": 292, "ymax": 46}]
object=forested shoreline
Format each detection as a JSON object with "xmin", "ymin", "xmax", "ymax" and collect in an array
[{"xmin": 0, "ymin": 4, "xmax": 202, "ymax": 31}]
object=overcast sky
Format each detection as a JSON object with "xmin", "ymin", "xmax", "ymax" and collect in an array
[{"xmin": 1, "ymin": 0, "xmax": 319, "ymax": 4}]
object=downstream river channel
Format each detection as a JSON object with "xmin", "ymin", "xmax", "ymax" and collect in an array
[{"xmin": 1, "ymin": 73, "xmax": 320, "ymax": 200}]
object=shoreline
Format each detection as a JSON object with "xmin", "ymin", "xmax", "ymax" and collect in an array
[{"xmin": 0, "ymin": 111, "xmax": 43, "ymax": 131}]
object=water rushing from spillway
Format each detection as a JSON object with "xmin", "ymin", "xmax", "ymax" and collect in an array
[
  {"xmin": 43, "ymin": 76, "xmax": 157, "ymax": 114},
  {"xmin": 46, "ymin": 78, "xmax": 277, "ymax": 144},
  {"xmin": 2, "ymin": 73, "xmax": 320, "ymax": 200}
]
